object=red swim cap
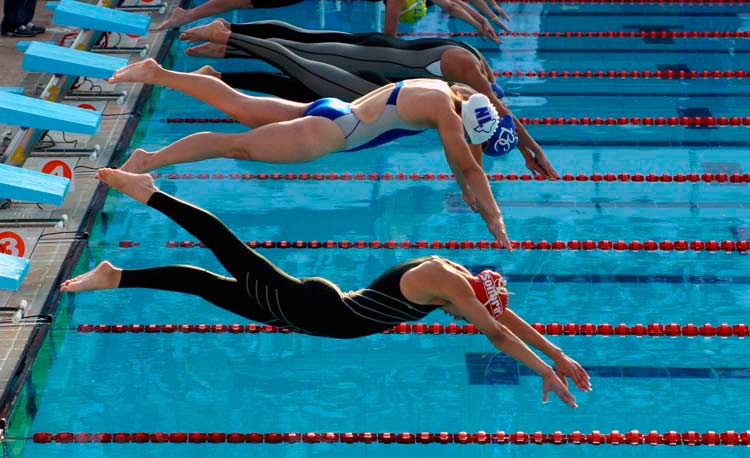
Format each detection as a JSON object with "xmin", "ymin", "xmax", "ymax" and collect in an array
[{"xmin": 469, "ymin": 270, "xmax": 508, "ymax": 319}]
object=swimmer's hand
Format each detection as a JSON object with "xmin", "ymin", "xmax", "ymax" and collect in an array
[
  {"xmin": 479, "ymin": 20, "xmax": 502, "ymax": 44},
  {"xmin": 520, "ymin": 144, "xmax": 559, "ymax": 180},
  {"xmin": 488, "ymin": 217, "xmax": 513, "ymax": 252},
  {"xmin": 543, "ymin": 371, "xmax": 578, "ymax": 408},
  {"xmin": 553, "ymin": 353, "xmax": 592, "ymax": 392}
]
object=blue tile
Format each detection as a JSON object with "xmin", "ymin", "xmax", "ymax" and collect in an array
[
  {"xmin": 667, "ymin": 367, "xmax": 714, "ymax": 378},
  {"xmin": 466, "ymin": 355, "xmax": 750, "ymax": 385}
]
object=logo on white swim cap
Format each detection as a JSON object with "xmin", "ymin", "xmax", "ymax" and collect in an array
[
  {"xmin": 462, "ymin": 94, "xmax": 499, "ymax": 145},
  {"xmin": 484, "ymin": 114, "xmax": 518, "ymax": 157}
]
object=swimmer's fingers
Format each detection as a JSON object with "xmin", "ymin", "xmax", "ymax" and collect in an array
[
  {"xmin": 494, "ymin": 17, "xmax": 512, "ymax": 34},
  {"xmin": 498, "ymin": 7, "xmax": 511, "ymax": 22},
  {"xmin": 488, "ymin": 216, "xmax": 512, "ymax": 251}
]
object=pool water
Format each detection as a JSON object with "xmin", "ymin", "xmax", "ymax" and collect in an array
[{"xmin": 13, "ymin": 1, "xmax": 750, "ymax": 457}]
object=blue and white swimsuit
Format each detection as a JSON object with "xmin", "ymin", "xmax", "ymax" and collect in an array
[{"xmin": 303, "ymin": 81, "xmax": 424, "ymax": 152}]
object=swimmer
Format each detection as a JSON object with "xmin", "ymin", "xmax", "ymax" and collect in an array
[
  {"xmin": 181, "ymin": 20, "xmax": 556, "ymax": 178},
  {"xmin": 158, "ymin": 0, "xmax": 504, "ymax": 42},
  {"xmin": 61, "ymin": 168, "xmax": 591, "ymax": 408},
  {"xmin": 110, "ymin": 59, "xmax": 516, "ymax": 245}
]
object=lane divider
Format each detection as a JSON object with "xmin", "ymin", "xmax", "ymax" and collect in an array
[
  {"xmin": 397, "ymin": 31, "xmax": 750, "ymax": 38},
  {"xmin": 493, "ymin": 69, "xmax": 749, "ymax": 78},
  {"xmin": 115, "ymin": 239, "xmax": 750, "ymax": 252},
  {"xmin": 162, "ymin": 116, "xmax": 750, "ymax": 125},
  {"xmin": 75, "ymin": 322, "xmax": 750, "ymax": 337},
  {"xmin": 149, "ymin": 171, "xmax": 750, "ymax": 183},
  {"xmin": 492, "ymin": 0, "xmax": 750, "ymax": 3},
  {"xmin": 30, "ymin": 430, "xmax": 750, "ymax": 445}
]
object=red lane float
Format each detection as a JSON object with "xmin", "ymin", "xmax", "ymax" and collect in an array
[
  {"xmin": 149, "ymin": 171, "xmax": 750, "ymax": 183},
  {"xmin": 492, "ymin": 69, "xmax": 750, "ymax": 79},
  {"xmin": 115, "ymin": 239, "xmax": 750, "ymax": 253},
  {"xmin": 32, "ymin": 430, "xmax": 750, "ymax": 445},
  {"xmin": 76, "ymin": 322, "xmax": 750, "ymax": 338},
  {"xmin": 397, "ymin": 31, "xmax": 750, "ymax": 38},
  {"xmin": 163, "ymin": 116, "xmax": 750, "ymax": 125}
]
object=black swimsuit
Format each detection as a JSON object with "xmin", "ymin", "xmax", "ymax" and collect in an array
[
  {"xmin": 217, "ymin": 20, "xmax": 484, "ymax": 102},
  {"xmin": 119, "ymin": 192, "xmax": 439, "ymax": 338}
]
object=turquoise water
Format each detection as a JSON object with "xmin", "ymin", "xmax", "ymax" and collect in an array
[{"xmin": 17, "ymin": 2, "xmax": 750, "ymax": 457}]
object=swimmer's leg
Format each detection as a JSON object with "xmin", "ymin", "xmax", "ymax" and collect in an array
[
  {"xmin": 121, "ymin": 116, "xmax": 344, "ymax": 173},
  {"xmin": 220, "ymin": 72, "xmax": 320, "ymax": 102},
  {"xmin": 109, "ymin": 58, "xmax": 307, "ymax": 127},
  {"xmin": 225, "ymin": 34, "xmax": 376, "ymax": 101},
  {"xmin": 228, "ymin": 20, "xmax": 357, "ymax": 43},
  {"xmin": 96, "ymin": 169, "xmax": 300, "ymax": 288},
  {"xmin": 158, "ymin": 0, "xmax": 251, "ymax": 31},
  {"xmin": 117, "ymin": 266, "xmax": 269, "ymax": 320}
]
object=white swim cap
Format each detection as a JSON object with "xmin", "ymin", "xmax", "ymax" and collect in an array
[{"xmin": 461, "ymin": 94, "xmax": 500, "ymax": 144}]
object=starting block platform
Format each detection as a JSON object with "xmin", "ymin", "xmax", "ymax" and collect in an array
[
  {"xmin": 0, "ymin": 163, "xmax": 71, "ymax": 206},
  {"xmin": 22, "ymin": 42, "xmax": 128, "ymax": 79},
  {"xmin": 51, "ymin": 0, "xmax": 151, "ymax": 36}
]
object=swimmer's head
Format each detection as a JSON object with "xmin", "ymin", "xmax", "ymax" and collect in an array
[
  {"xmin": 461, "ymin": 93, "xmax": 500, "ymax": 144},
  {"xmin": 483, "ymin": 114, "xmax": 518, "ymax": 156},
  {"xmin": 399, "ymin": 0, "xmax": 427, "ymax": 24},
  {"xmin": 469, "ymin": 270, "xmax": 509, "ymax": 319}
]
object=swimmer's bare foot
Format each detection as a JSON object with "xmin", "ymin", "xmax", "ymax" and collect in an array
[
  {"xmin": 157, "ymin": 6, "xmax": 192, "ymax": 31},
  {"xmin": 60, "ymin": 261, "xmax": 122, "ymax": 293},
  {"xmin": 179, "ymin": 19, "xmax": 230, "ymax": 44},
  {"xmin": 96, "ymin": 167, "xmax": 158, "ymax": 203},
  {"xmin": 186, "ymin": 43, "xmax": 227, "ymax": 58},
  {"xmin": 191, "ymin": 65, "xmax": 221, "ymax": 79},
  {"xmin": 109, "ymin": 58, "xmax": 162, "ymax": 85},
  {"xmin": 119, "ymin": 149, "xmax": 152, "ymax": 174}
]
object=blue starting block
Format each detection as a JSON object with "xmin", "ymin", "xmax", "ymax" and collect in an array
[
  {"xmin": 15, "ymin": 40, "xmax": 56, "ymax": 52},
  {"xmin": 53, "ymin": 0, "xmax": 151, "ymax": 36},
  {"xmin": 0, "ymin": 87, "xmax": 23, "ymax": 94},
  {"xmin": 0, "ymin": 163, "xmax": 71, "ymax": 206},
  {"xmin": 0, "ymin": 91, "xmax": 101, "ymax": 135},
  {"xmin": 23, "ymin": 42, "xmax": 128, "ymax": 79},
  {"xmin": 0, "ymin": 253, "xmax": 30, "ymax": 291}
]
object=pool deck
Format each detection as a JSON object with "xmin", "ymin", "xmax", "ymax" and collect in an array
[{"xmin": 0, "ymin": 0, "xmax": 177, "ymax": 411}]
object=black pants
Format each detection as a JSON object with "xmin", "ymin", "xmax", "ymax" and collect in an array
[
  {"xmin": 1, "ymin": 0, "xmax": 37, "ymax": 33},
  {"xmin": 119, "ymin": 191, "xmax": 301, "ymax": 325}
]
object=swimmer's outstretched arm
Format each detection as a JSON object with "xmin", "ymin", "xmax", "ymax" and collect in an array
[
  {"xmin": 496, "ymin": 309, "xmax": 591, "ymax": 392},
  {"xmin": 409, "ymin": 262, "xmax": 578, "ymax": 408},
  {"xmin": 383, "ymin": 0, "xmax": 404, "ymax": 36},
  {"xmin": 433, "ymin": 98, "xmax": 512, "ymax": 250},
  {"xmin": 465, "ymin": 0, "xmax": 511, "ymax": 33},
  {"xmin": 108, "ymin": 59, "xmax": 306, "ymax": 128},
  {"xmin": 431, "ymin": 0, "xmax": 501, "ymax": 43}
]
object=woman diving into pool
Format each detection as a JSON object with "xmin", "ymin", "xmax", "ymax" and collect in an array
[
  {"xmin": 110, "ymin": 59, "xmax": 516, "ymax": 247},
  {"xmin": 158, "ymin": 0, "xmax": 507, "ymax": 43},
  {"xmin": 180, "ymin": 20, "xmax": 556, "ymax": 179},
  {"xmin": 61, "ymin": 168, "xmax": 591, "ymax": 408}
]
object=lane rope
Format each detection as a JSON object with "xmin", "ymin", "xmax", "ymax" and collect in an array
[
  {"xmin": 75, "ymin": 322, "xmax": 750, "ymax": 337},
  {"xmin": 397, "ymin": 30, "xmax": 750, "ymax": 38},
  {"xmin": 494, "ymin": 69, "xmax": 749, "ymax": 78},
  {"xmin": 482, "ymin": 0, "xmax": 750, "ymax": 4},
  {"xmin": 115, "ymin": 239, "xmax": 750, "ymax": 252},
  {"xmin": 162, "ymin": 115, "xmax": 750, "ymax": 125},
  {"xmin": 149, "ymin": 171, "xmax": 750, "ymax": 183},
  {"xmin": 29, "ymin": 430, "xmax": 750, "ymax": 445}
]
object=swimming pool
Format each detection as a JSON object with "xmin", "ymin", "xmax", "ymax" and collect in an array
[{"xmin": 9, "ymin": 1, "xmax": 750, "ymax": 457}]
